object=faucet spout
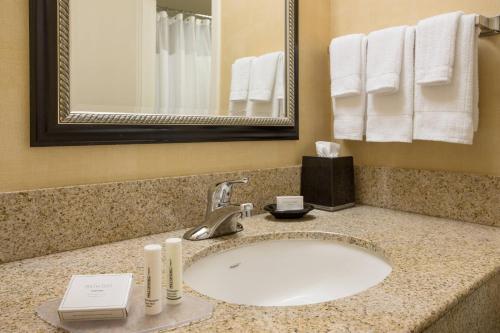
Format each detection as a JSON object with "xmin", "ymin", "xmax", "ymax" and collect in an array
[{"xmin": 183, "ymin": 205, "xmax": 243, "ymax": 241}]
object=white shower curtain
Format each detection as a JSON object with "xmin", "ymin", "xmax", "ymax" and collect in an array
[{"xmin": 155, "ymin": 11, "xmax": 212, "ymax": 115}]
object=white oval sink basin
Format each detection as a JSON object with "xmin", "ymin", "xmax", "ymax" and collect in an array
[{"xmin": 184, "ymin": 238, "xmax": 391, "ymax": 306}]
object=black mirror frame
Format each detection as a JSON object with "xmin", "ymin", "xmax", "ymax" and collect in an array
[{"xmin": 29, "ymin": 0, "xmax": 299, "ymax": 146}]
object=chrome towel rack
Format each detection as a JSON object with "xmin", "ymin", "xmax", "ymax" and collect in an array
[
  {"xmin": 327, "ymin": 14, "xmax": 500, "ymax": 54},
  {"xmin": 156, "ymin": 6, "xmax": 212, "ymax": 20},
  {"xmin": 476, "ymin": 15, "xmax": 500, "ymax": 37}
]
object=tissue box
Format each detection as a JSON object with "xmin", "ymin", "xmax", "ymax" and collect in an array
[{"xmin": 300, "ymin": 156, "xmax": 355, "ymax": 211}]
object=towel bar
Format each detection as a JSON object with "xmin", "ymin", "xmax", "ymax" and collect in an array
[
  {"xmin": 327, "ymin": 14, "xmax": 500, "ymax": 54},
  {"xmin": 476, "ymin": 15, "xmax": 500, "ymax": 37}
]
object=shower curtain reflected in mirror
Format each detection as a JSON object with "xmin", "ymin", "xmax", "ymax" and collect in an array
[{"xmin": 155, "ymin": 12, "xmax": 212, "ymax": 115}]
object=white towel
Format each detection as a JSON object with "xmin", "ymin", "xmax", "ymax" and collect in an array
[
  {"xmin": 229, "ymin": 101, "xmax": 247, "ymax": 117},
  {"xmin": 332, "ymin": 36, "xmax": 367, "ymax": 141},
  {"xmin": 329, "ymin": 34, "xmax": 365, "ymax": 98},
  {"xmin": 248, "ymin": 52, "xmax": 282, "ymax": 102},
  {"xmin": 413, "ymin": 14, "xmax": 479, "ymax": 145},
  {"xmin": 229, "ymin": 57, "xmax": 255, "ymax": 101},
  {"xmin": 415, "ymin": 11, "xmax": 463, "ymax": 86},
  {"xmin": 275, "ymin": 52, "xmax": 286, "ymax": 117},
  {"xmin": 366, "ymin": 26, "xmax": 407, "ymax": 94},
  {"xmin": 248, "ymin": 52, "xmax": 285, "ymax": 118},
  {"xmin": 473, "ymin": 29, "xmax": 479, "ymax": 132},
  {"xmin": 366, "ymin": 27, "xmax": 415, "ymax": 143},
  {"xmin": 229, "ymin": 56, "xmax": 255, "ymax": 117}
]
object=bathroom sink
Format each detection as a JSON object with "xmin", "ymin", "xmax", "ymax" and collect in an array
[{"xmin": 184, "ymin": 238, "xmax": 391, "ymax": 306}]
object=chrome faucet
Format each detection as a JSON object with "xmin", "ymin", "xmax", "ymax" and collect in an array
[{"xmin": 183, "ymin": 178, "xmax": 253, "ymax": 241}]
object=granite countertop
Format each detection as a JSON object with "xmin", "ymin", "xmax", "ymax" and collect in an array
[{"xmin": 0, "ymin": 205, "xmax": 499, "ymax": 332}]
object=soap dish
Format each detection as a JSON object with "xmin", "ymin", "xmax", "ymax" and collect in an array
[
  {"xmin": 264, "ymin": 204, "xmax": 314, "ymax": 219},
  {"xmin": 36, "ymin": 286, "xmax": 214, "ymax": 333}
]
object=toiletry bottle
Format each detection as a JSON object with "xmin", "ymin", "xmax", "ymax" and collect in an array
[
  {"xmin": 165, "ymin": 238, "xmax": 183, "ymax": 304},
  {"xmin": 144, "ymin": 244, "xmax": 162, "ymax": 315}
]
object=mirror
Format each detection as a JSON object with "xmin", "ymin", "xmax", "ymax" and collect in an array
[{"xmin": 29, "ymin": 0, "xmax": 298, "ymax": 146}]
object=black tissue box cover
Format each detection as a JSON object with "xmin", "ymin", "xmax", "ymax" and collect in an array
[{"xmin": 300, "ymin": 156, "xmax": 355, "ymax": 211}]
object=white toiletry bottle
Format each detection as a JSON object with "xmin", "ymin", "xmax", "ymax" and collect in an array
[
  {"xmin": 165, "ymin": 238, "xmax": 183, "ymax": 305},
  {"xmin": 144, "ymin": 244, "xmax": 162, "ymax": 315}
]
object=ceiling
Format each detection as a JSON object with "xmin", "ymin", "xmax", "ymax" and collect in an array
[{"xmin": 156, "ymin": 0, "xmax": 212, "ymax": 15}]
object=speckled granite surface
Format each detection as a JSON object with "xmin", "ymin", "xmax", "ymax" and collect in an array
[
  {"xmin": 355, "ymin": 166, "xmax": 500, "ymax": 227},
  {"xmin": 1, "ymin": 165, "xmax": 498, "ymax": 264},
  {"xmin": 0, "ymin": 206, "xmax": 499, "ymax": 333},
  {"xmin": 423, "ymin": 272, "xmax": 500, "ymax": 333},
  {"xmin": 0, "ymin": 166, "xmax": 300, "ymax": 264}
]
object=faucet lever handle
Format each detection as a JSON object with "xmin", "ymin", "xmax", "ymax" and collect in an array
[
  {"xmin": 218, "ymin": 177, "xmax": 249, "ymax": 188},
  {"xmin": 217, "ymin": 178, "xmax": 248, "ymax": 204},
  {"xmin": 208, "ymin": 177, "xmax": 249, "ymax": 212}
]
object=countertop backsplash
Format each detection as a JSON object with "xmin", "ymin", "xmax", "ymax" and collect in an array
[
  {"xmin": 0, "ymin": 166, "xmax": 300, "ymax": 264},
  {"xmin": 0, "ymin": 165, "xmax": 498, "ymax": 263},
  {"xmin": 355, "ymin": 166, "xmax": 500, "ymax": 228}
]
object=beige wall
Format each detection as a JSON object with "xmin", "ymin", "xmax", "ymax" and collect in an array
[
  {"xmin": 0, "ymin": 0, "xmax": 331, "ymax": 192},
  {"xmin": 331, "ymin": 0, "xmax": 500, "ymax": 176},
  {"xmin": 219, "ymin": 0, "xmax": 285, "ymax": 115}
]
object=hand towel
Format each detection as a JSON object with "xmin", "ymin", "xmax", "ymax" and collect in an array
[
  {"xmin": 229, "ymin": 101, "xmax": 247, "ymax": 117},
  {"xmin": 366, "ymin": 27, "xmax": 415, "ymax": 142},
  {"xmin": 332, "ymin": 36, "xmax": 368, "ymax": 141},
  {"xmin": 247, "ymin": 99, "xmax": 280, "ymax": 118},
  {"xmin": 473, "ymin": 32, "xmax": 479, "ymax": 132},
  {"xmin": 366, "ymin": 26, "xmax": 407, "ymax": 94},
  {"xmin": 413, "ymin": 14, "xmax": 479, "ymax": 145},
  {"xmin": 329, "ymin": 34, "xmax": 365, "ymax": 98},
  {"xmin": 247, "ymin": 52, "xmax": 285, "ymax": 118},
  {"xmin": 248, "ymin": 52, "xmax": 282, "ymax": 102},
  {"xmin": 230, "ymin": 57, "xmax": 256, "ymax": 101},
  {"xmin": 275, "ymin": 51, "xmax": 286, "ymax": 118},
  {"xmin": 415, "ymin": 11, "xmax": 463, "ymax": 86}
]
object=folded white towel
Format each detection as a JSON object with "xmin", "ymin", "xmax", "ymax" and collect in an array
[
  {"xmin": 329, "ymin": 34, "xmax": 365, "ymax": 98},
  {"xmin": 415, "ymin": 11, "xmax": 463, "ymax": 86},
  {"xmin": 332, "ymin": 36, "xmax": 367, "ymax": 141},
  {"xmin": 275, "ymin": 52, "xmax": 285, "ymax": 99},
  {"xmin": 247, "ymin": 100, "xmax": 277, "ymax": 118},
  {"xmin": 230, "ymin": 57, "xmax": 256, "ymax": 101},
  {"xmin": 229, "ymin": 101, "xmax": 247, "ymax": 117},
  {"xmin": 366, "ymin": 27, "xmax": 415, "ymax": 143},
  {"xmin": 473, "ymin": 32, "xmax": 479, "ymax": 132},
  {"xmin": 249, "ymin": 52, "xmax": 285, "ymax": 118},
  {"xmin": 248, "ymin": 52, "xmax": 282, "ymax": 102},
  {"xmin": 413, "ymin": 14, "xmax": 479, "ymax": 145},
  {"xmin": 275, "ymin": 52, "xmax": 285, "ymax": 118},
  {"xmin": 366, "ymin": 26, "xmax": 407, "ymax": 94}
]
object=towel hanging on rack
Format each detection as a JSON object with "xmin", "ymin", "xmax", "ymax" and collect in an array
[{"xmin": 326, "ymin": 14, "xmax": 500, "ymax": 54}]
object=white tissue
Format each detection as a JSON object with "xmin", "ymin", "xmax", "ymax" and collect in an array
[{"xmin": 315, "ymin": 141, "xmax": 340, "ymax": 158}]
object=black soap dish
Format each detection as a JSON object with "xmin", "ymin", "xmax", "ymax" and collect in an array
[{"xmin": 264, "ymin": 204, "xmax": 314, "ymax": 219}]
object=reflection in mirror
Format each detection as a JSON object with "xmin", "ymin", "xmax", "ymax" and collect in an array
[{"xmin": 69, "ymin": 0, "xmax": 286, "ymax": 119}]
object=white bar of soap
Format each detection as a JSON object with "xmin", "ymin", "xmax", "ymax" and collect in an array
[
  {"xmin": 58, "ymin": 274, "xmax": 133, "ymax": 321},
  {"xmin": 276, "ymin": 196, "xmax": 304, "ymax": 211}
]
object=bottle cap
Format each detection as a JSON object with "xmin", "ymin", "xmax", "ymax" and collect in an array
[
  {"xmin": 144, "ymin": 244, "xmax": 162, "ymax": 252},
  {"xmin": 165, "ymin": 238, "xmax": 182, "ymax": 245}
]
